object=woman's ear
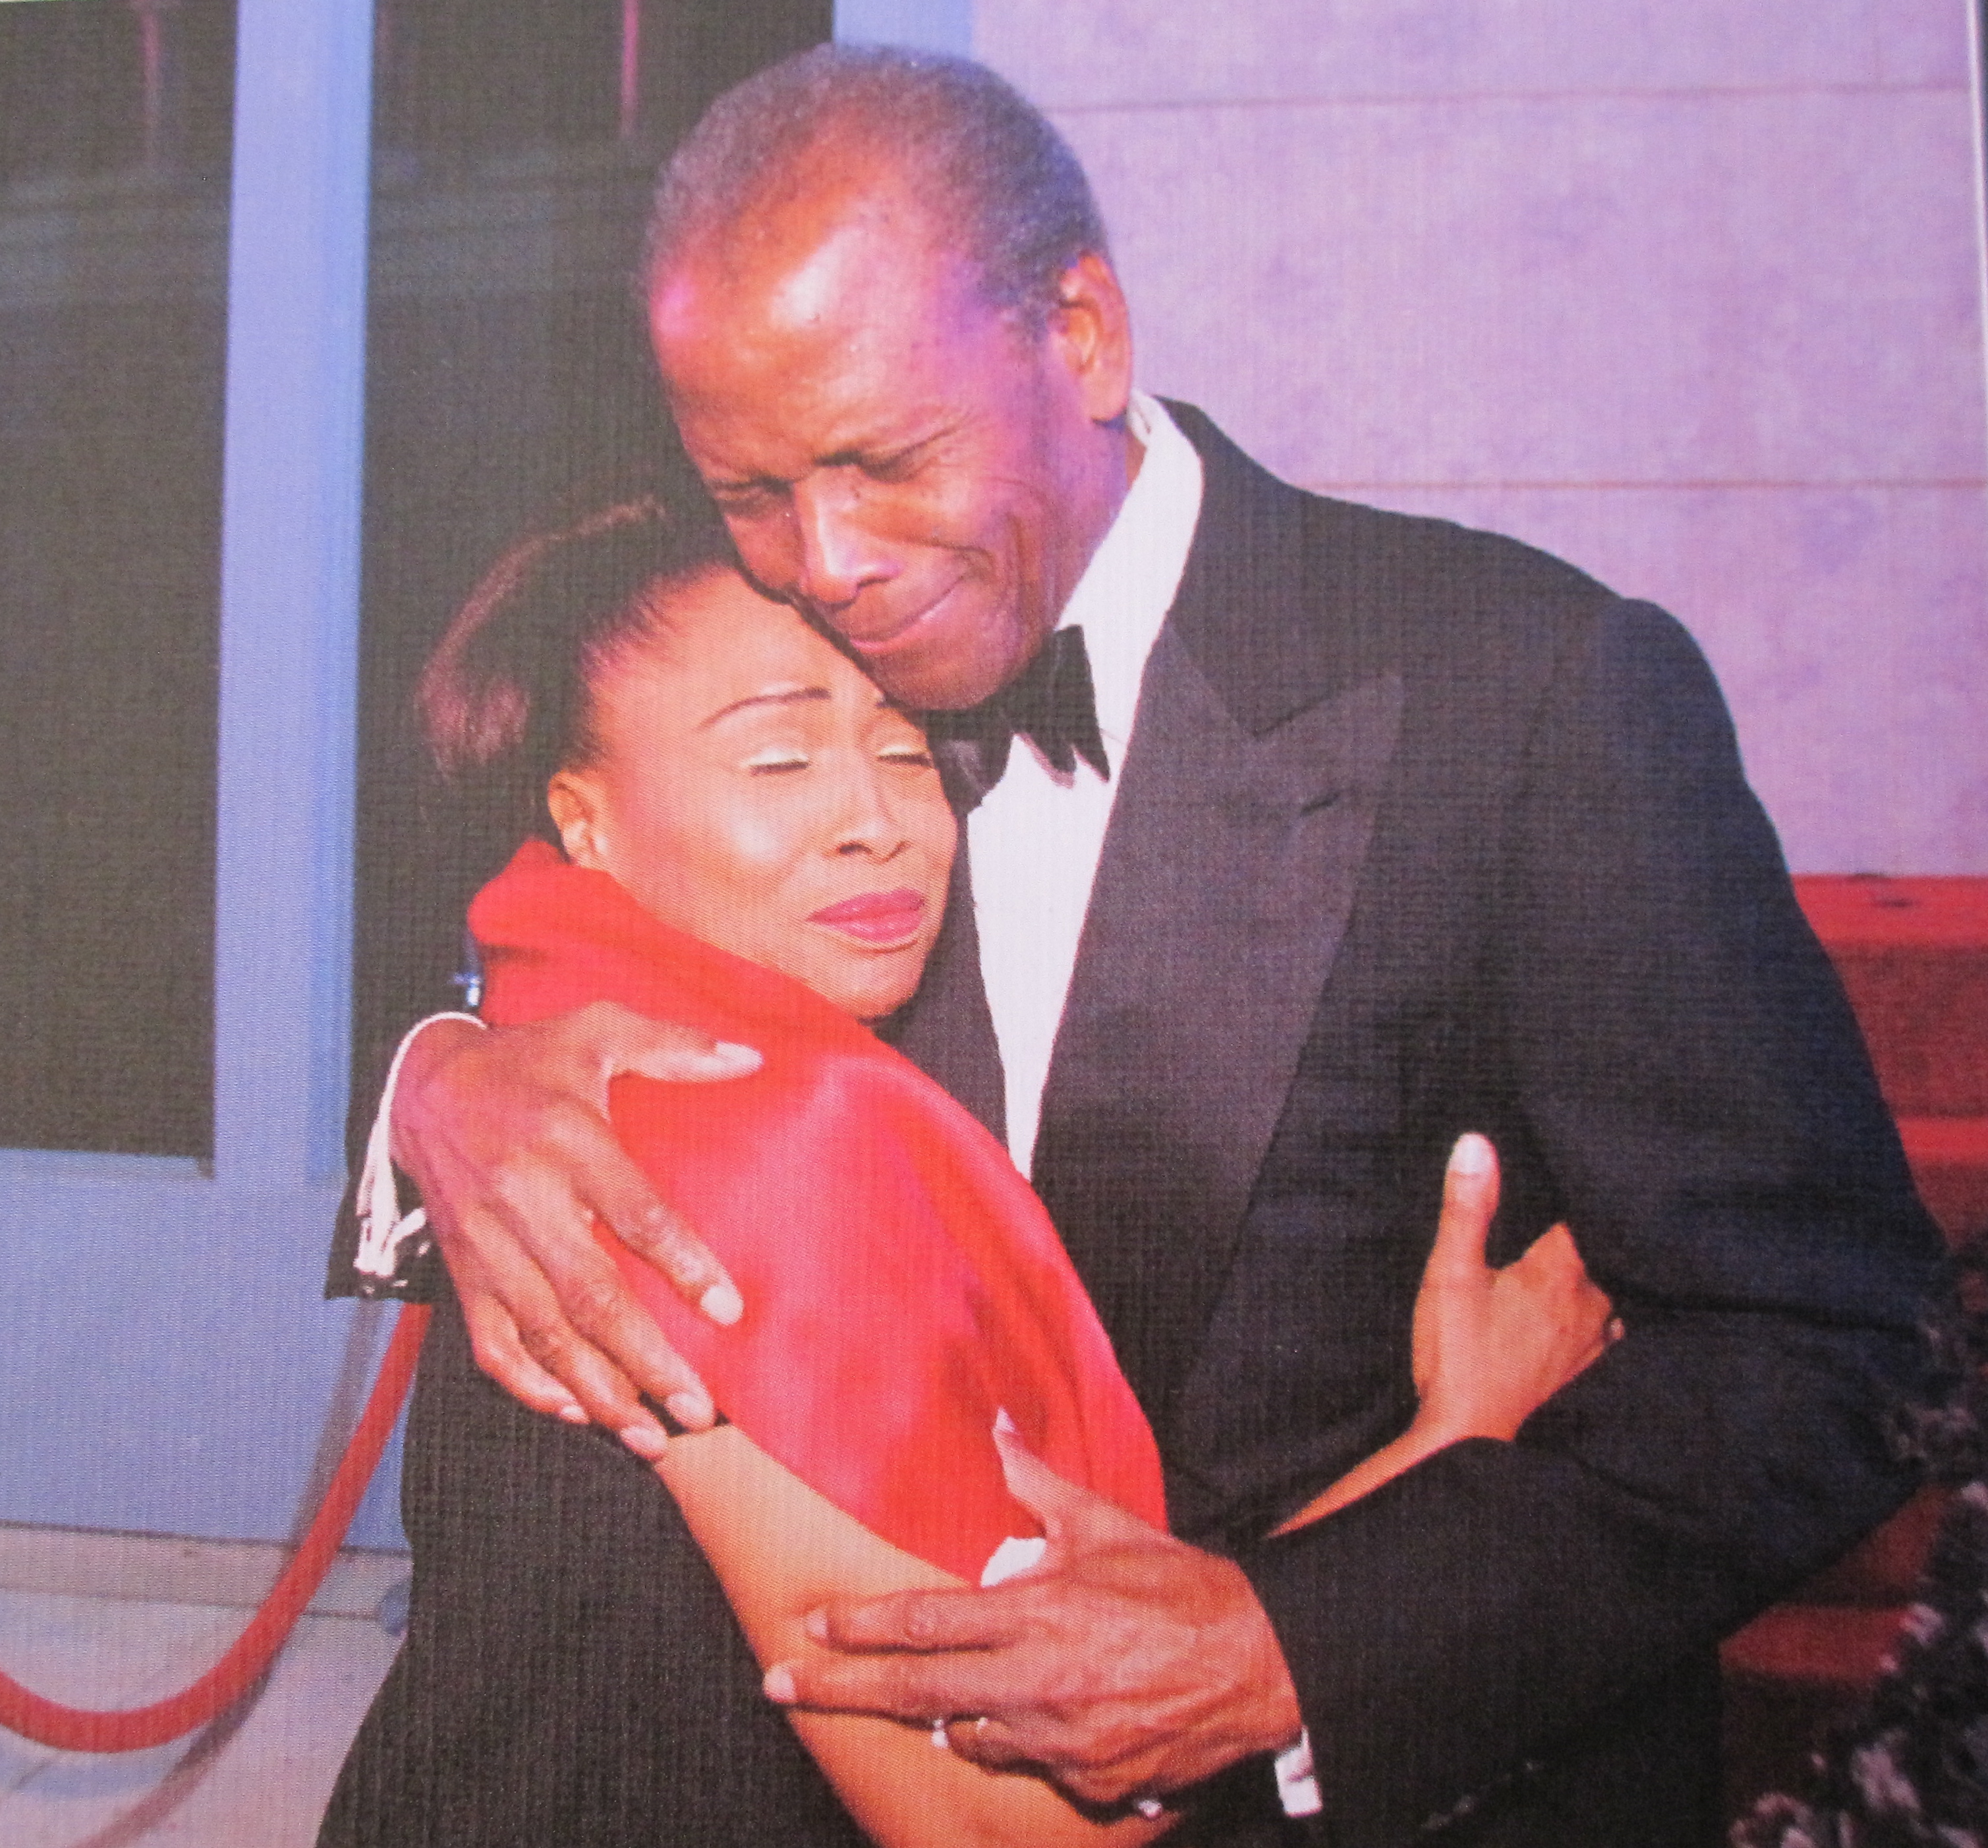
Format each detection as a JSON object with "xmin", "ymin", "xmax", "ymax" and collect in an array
[{"xmin": 546, "ymin": 771, "xmax": 610, "ymax": 869}]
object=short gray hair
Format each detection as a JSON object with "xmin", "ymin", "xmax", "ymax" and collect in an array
[{"xmin": 646, "ymin": 45, "xmax": 1110, "ymax": 330}]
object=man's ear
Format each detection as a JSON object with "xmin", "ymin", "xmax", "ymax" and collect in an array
[
  {"xmin": 546, "ymin": 771, "xmax": 610, "ymax": 869},
  {"xmin": 1046, "ymin": 250, "xmax": 1134, "ymax": 426}
]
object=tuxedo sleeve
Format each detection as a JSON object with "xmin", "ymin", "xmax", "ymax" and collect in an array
[
  {"xmin": 1231, "ymin": 598, "xmax": 1950, "ymax": 1844},
  {"xmin": 322, "ymin": 868, "xmax": 473, "ymax": 1301}
]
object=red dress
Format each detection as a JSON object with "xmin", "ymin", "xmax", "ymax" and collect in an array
[{"xmin": 470, "ymin": 842, "xmax": 1167, "ymax": 1584}]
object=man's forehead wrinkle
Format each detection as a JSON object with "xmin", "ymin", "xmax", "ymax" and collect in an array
[
  {"xmin": 669, "ymin": 285, "xmax": 977, "ymax": 485},
  {"xmin": 673, "ymin": 337, "xmax": 926, "ymax": 486}
]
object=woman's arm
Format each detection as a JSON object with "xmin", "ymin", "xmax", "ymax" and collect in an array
[
  {"xmin": 650, "ymin": 1136, "xmax": 1605, "ymax": 1844},
  {"xmin": 1275, "ymin": 1134, "xmax": 1616, "ymax": 1533},
  {"xmin": 656, "ymin": 1427, "xmax": 1174, "ymax": 1848}
]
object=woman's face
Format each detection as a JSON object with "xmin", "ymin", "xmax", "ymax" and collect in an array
[{"xmin": 547, "ymin": 566, "xmax": 955, "ymax": 1021}]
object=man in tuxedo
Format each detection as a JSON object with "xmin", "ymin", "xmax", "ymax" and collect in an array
[{"xmin": 323, "ymin": 46, "xmax": 1947, "ymax": 1848}]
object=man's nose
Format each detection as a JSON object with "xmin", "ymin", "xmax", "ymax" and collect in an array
[{"xmin": 786, "ymin": 474, "xmax": 897, "ymax": 618}]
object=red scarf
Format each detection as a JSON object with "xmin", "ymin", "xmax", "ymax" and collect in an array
[{"xmin": 470, "ymin": 842, "xmax": 1166, "ymax": 1581}]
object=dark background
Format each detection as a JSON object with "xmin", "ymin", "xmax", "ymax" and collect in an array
[{"xmin": 0, "ymin": 0, "xmax": 829, "ymax": 1157}]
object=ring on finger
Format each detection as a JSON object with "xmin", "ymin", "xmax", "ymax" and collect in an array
[{"xmin": 931, "ymin": 1715, "xmax": 992, "ymax": 1750}]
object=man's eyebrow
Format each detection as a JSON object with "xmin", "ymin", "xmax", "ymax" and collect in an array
[{"xmin": 699, "ymin": 686, "xmax": 832, "ymax": 728}]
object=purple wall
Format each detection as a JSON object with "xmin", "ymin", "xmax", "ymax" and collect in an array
[{"xmin": 980, "ymin": 0, "xmax": 1988, "ymax": 871}]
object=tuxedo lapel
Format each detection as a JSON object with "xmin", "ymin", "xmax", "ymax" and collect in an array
[{"xmin": 1032, "ymin": 417, "xmax": 1404, "ymax": 1422}]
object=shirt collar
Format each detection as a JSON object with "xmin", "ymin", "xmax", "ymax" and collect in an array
[{"xmin": 1057, "ymin": 391, "xmax": 1205, "ymax": 757}]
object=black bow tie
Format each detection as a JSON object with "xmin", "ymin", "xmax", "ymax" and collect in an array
[{"xmin": 925, "ymin": 626, "xmax": 1109, "ymax": 811}]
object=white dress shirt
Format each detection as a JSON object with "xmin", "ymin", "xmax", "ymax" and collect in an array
[
  {"xmin": 969, "ymin": 390, "xmax": 1203, "ymax": 1176},
  {"xmin": 967, "ymin": 395, "xmax": 1322, "ymax": 1818}
]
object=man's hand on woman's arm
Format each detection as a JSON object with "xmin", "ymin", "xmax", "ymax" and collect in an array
[
  {"xmin": 390, "ymin": 1000, "xmax": 758, "ymax": 1452},
  {"xmin": 766, "ymin": 1428, "xmax": 1304, "ymax": 1812}
]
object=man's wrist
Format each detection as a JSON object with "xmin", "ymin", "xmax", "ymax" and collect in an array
[
  {"xmin": 355, "ymin": 1012, "xmax": 485, "ymax": 1288},
  {"xmin": 387, "ymin": 1011, "xmax": 488, "ymax": 1170},
  {"xmin": 1215, "ymin": 1555, "xmax": 1317, "ymax": 1814}
]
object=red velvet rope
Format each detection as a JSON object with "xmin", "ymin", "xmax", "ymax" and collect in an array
[{"xmin": 0, "ymin": 1303, "xmax": 430, "ymax": 1753}]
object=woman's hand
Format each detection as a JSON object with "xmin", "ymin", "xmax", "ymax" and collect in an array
[
  {"xmin": 1272, "ymin": 1133, "xmax": 1617, "ymax": 1533},
  {"xmin": 390, "ymin": 1001, "xmax": 758, "ymax": 1451},
  {"xmin": 1408, "ymin": 1132, "xmax": 1618, "ymax": 1449}
]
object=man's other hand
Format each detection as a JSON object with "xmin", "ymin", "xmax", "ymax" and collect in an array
[
  {"xmin": 391, "ymin": 1000, "xmax": 759, "ymax": 1453},
  {"xmin": 764, "ymin": 1424, "xmax": 1303, "ymax": 1812}
]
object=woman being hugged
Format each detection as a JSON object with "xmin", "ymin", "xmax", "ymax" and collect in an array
[{"xmin": 331, "ymin": 499, "xmax": 1615, "ymax": 1848}]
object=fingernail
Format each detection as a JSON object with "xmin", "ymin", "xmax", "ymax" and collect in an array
[
  {"xmin": 1449, "ymin": 1133, "xmax": 1492, "ymax": 1176},
  {"xmin": 619, "ymin": 1422, "xmax": 669, "ymax": 1460},
  {"xmin": 555, "ymin": 1402, "xmax": 589, "ymax": 1426},
  {"xmin": 666, "ymin": 1390, "xmax": 713, "ymax": 1430},
  {"xmin": 710, "ymin": 1041, "xmax": 762, "ymax": 1072},
  {"xmin": 762, "ymin": 1664, "xmax": 796, "ymax": 1704},
  {"xmin": 804, "ymin": 1607, "xmax": 828, "ymax": 1642},
  {"xmin": 699, "ymin": 1281, "xmax": 744, "ymax": 1326}
]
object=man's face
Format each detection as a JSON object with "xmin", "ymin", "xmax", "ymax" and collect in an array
[{"xmin": 650, "ymin": 170, "xmax": 1131, "ymax": 710}]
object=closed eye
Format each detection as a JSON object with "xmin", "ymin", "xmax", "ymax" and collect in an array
[
  {"xmin": 710, "ymin": 480, "xmax": 785, "ymax": 518},
  {"xmin": 864, "ymin": 445, "xmax": 930, "ymax": 485},
  {"xmin": 744, "ymin": 746, "xmax": 810, "ymax": 774},
  {"xmin": 878, "ymin": 744, "xmax": 934, "ymax": 769}
]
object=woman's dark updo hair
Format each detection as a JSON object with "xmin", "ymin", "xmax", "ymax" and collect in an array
[{"xmin": 417, "ymin": 497, "xmax": 735, "ymax": 853}]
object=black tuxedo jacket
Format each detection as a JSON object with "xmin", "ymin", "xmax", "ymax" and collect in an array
[{"xmin": 892, "ymin": 405, "xmax": 1950, "ymax": 1846}]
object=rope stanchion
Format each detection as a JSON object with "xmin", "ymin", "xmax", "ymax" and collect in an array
[{"xmin": 0, "ymin": 1303, "xmax": 430, "ymax": 1753}]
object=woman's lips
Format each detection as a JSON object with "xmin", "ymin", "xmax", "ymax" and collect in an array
[{"xmin": 808, "ymin": 888, "xmax": 926, "ymax": 946}]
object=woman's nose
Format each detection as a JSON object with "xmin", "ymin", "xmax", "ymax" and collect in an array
[{"xmin": 830, "ymin": 762, "xmax": 908, "ymax": 859}]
